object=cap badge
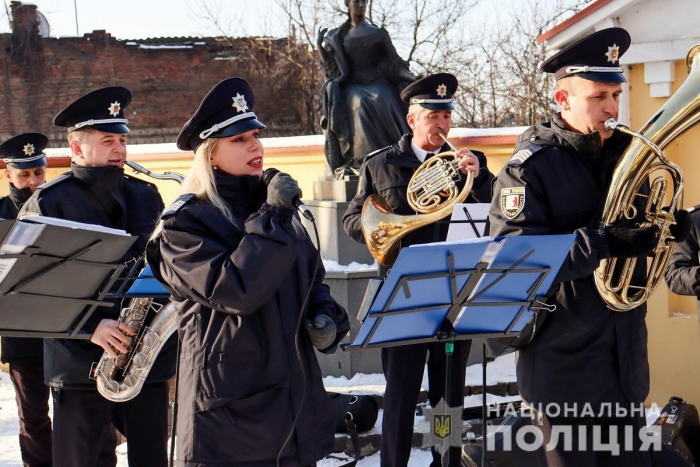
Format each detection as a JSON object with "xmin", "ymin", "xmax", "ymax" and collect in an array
[
  {"xmin": 605, "ymin": 44, "xmax": 620, "ymax": 64},
  {"xmin": 22, "ymin": 143, "xmax": 35, "ymax": 156},
  {"xmin": 436, "ymin": 84, "xmax": 447, "ymax": 98},
  {"xmin": 108, "ymin": 101, "xmax": 121, "ymax": 117},
  {"xmin": 232, "ymin": 93, "xmax": 249, "ymax": 113}
]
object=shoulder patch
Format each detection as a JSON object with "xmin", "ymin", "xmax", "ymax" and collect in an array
[
  {"xmin": 36, "ymin": 172, "xmax": 72, "ymax": 191},
  {"xmin": 365, "ymin": 145, "xmax": 391, "ymax": 161},
  {"xmin": 507, "ymin": 144, "xmax": 545, "ymax": 167},
  {"xmin": 161, "ymin": 194, "xmax": 196, "ymax": 220},
  {"xmin": 500, "ymin": 187, "xmax": 525, "ymax": 219}
]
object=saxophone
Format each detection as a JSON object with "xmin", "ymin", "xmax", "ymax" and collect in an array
[
  {"xmin": 93, "ymin": 300, "xmax": 178, "ymax": 402},
  {"xmin": 92, "ymin": 161, "xmax": 184, "ymax": 402}
]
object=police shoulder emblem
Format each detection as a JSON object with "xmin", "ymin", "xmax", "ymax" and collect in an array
[
  {"xmin": 501, "ymin": 187, "xmax": 525, "ymax": 219},
  {"xmin": 162, "ymin": 194, "xmax": 196, "ymax": 219}
]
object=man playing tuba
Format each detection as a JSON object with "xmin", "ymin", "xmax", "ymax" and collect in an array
[
  {"xmin": 489, "ymin": 28, "xmax": 691, "ymax": 466},
  {"xmin": 343, "ymin": 73, "xmax": 494, "ymax": 467}
]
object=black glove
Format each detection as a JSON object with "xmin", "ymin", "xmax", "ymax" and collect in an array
[
  {"xmin": 602, "ymin": 224, "xmax": 659, "ymax": 259},
  {"xmin": 266, "ymin": 173, "xmax": 302, "ymax": 209},
  {"xmin": 669, "ymin": 209, "xmax": 692, "ymax": 243},
  {"xmin": 305, "ymin": 314, "xmax": 337, "ymax": 350}
]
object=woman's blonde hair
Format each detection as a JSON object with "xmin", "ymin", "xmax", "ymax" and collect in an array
[{"xmin": 150, "ymin": 138, "xmax": 233, "ymax": 239}]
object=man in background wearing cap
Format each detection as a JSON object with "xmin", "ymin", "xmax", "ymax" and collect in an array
[
  {"xmin": 343, "ymin": 73, "xmax": 494, "ymax": 467},
  {"xmin": 489, "ymin": 28, "xmax": 690, "ymax": 465},
  {"xmin": 20, "ymin": 87, "xmax": 176, "ymax": 467},
  {"xmin": 0, "ymin": 133, "xmax": 52, "ymax": 467}
]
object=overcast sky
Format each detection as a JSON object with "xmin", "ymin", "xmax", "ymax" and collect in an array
[
  {"xmin": 0, "ymin": 0, "xmax": 537, "ymax": 40},
  {"xmin": 0, "ymin": 0, "xmax": 286, "ymax": 39}
]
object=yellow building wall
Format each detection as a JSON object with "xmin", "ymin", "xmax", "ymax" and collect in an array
[
  {"xmin": 0, "ymin": 142, "xmax": 513, "ymax": 206},
  {"xmin": 628, "ymin": 60, "xmax": 700, "ymax": 407}
]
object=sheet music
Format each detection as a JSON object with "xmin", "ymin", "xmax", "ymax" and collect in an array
[
  {"xmin": 409, "ymin": 236, "xmax": 492, "ymax": 248},
  {"xmin": 0, "ymin": 222, "xmax": 46, "ymax": 284},
  {"xmin": 20, "ymin": 216, "xmax": 130, "ymax": 237},
  {"xmin": 446, "ymin": 203, "xmax": 490, "ymax": 242}
]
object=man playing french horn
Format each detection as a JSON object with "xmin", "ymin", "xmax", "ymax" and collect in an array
[
  {"xmin": 489, "ymin": 28, "xmax": 691, "ymax": 466},
  {"xmin": 343, "ymin": 72, "xmax": 494, "ymax": 467},
  {"xmin": 20, "ymin": 87, "xmax": 176, "ymax": 467}
]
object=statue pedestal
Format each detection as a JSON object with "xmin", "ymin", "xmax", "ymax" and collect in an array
[
  {"xmin": 302, "ymin": 176, "xmax": 380, "ymax": 377},
  {"xmin": 301, "ymin": 199, "xmax": 374, "ymax": 266},
  {"xmin": 312, "ymin": 176, "xmax": 358, "ymax": 203},
  {"xmin": 315, "ymin": 270, "xmax": 383, "ymax": 377}
]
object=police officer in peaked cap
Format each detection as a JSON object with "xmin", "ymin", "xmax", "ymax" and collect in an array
[
  {"xmin": 0, "ymin": 132, "xmax": 52, "ymax": 467},
  {"xmin": 488, "ymin": 27, "xmax": 691, "ymax": 466},
  {"xmin": 21, "ymin": 87, "xmax": 177, "ymax": 467},
  {"xmin": 344, "ymin": 72, "xmax": 495, "ymax": 467}
]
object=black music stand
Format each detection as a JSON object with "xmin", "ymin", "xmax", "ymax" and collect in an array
[
  {"xmin": 0, "ymin": 218, "xmax": 136, "ymax": 339},
  {"xmin": 344, "ymin": 234, "xmax": 575, "ymax": 466}
]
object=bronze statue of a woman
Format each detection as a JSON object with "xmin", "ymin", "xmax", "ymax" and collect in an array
[{"xmin": 318, "ymin": 0, "xmax": 416, "ymax": 176}]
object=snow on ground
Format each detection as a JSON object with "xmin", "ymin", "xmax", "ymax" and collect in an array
[
  {"xmin": 323, "ymin": 353, "xmax": 518, "ymax": 396},
  {"xmin": 318, "ymin": 449, "xmax": 433, "ymax": 466},
  {"xmin": 322, "ymin": 258, "xmax": 377, "ymax": 273},
  {"xmin": 0, "ymin": 351, "xmax": 665, "ymax": 466},
  {"xmin": 0, "ymin": 372, "xmax": 23, "ymax": 467}
]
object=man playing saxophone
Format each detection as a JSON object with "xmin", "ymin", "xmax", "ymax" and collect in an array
[
  {"xmin": 343, "ymin": 73, "xmax": 494, "ymax": 467},
  {"xmin": 20, "ymin": 87, "xmax": 176, "ymax": 467},
  {"xmin": 488, "ymin": 28, "xmax": 691, "ymax": 466}
]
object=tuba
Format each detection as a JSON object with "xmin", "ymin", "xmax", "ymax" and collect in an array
[
  {"xmin": 92, "ymin": 161, "xmax": 184, "ymax": 401},
  {"xmin": 594, "ymin": 44, "xmax": 700, "ymax": 312},
  {"xmin": 361, "ymin": 134, "xmax": 473, "ymax": 266}
]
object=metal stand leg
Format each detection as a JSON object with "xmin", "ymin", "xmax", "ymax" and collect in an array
[
  {"xmin": 482, "ymin": 342, "xmax": 487, "ymax": 467},
  {"xmin": 169, "ymin": 336, "xmax": 181, "ymax": 467}
]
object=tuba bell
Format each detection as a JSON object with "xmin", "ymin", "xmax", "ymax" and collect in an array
[
  {"xmin": 361, "ymin": 134, "xmax": 473, "ymax": 266},
  {"xmin": 594, "ymin": 44, "xmax": 700, "ymax": 312}
]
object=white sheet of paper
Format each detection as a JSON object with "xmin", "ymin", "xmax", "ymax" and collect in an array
[
  {"xmin": 446, "ymin": 203, "xmax": 490, "ymax": 242},
  {"xmin": 0, "ymin": 222, "xmax": 46, "ymax": 285},
  {"xmin": 19, "ymin": 215, "xmax": 130, "ymax": 237}
]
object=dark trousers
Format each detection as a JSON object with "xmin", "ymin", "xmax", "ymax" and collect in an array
[
  {"xmin": 52, "ymin": 381, "xmax": 170, "ymax": 467},
  {"xmin": 9, "ymin": 361, "xmax": 52, "ymax": 467},
  {"xmin": 380, "ymin": 340, "xmax": 470, "ymax": 467},
  {"xmin": 532, "ymin": 410, "xmax": 653, "ymax": 467}
]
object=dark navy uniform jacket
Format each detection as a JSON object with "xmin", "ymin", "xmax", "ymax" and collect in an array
[
  {"xmin": 147, "ymin": 174, "xmax": 349, "ymax": 466},
  {"xmin": 666, "ymin": 206, "xmax": 700, "ymax": 312},
  {"xmin": 0, "ymin": 184, "xmax": 45, "ymax": 364},
  {"xmin": 489, "ymin": 114, "xmax": 650, "ymax": 412},
  {"xmin": 20, "ymin": 164, "xmax": 176, "ymax": 389},
  {"xmin": 343, "ymin": 133, "xmax": 495, "ymax": 276}
]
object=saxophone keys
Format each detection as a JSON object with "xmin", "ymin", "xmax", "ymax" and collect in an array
[
  {"xmin": 105, "ymin": 380, "xmax": 120, "ymax": 394},
  {"xmin": 132, "ymin": 352, "xmax": 149, "ymax": 370},
  {"xmin": 124, "ymin": 374, "xmax": 138, "ymax": 388}
]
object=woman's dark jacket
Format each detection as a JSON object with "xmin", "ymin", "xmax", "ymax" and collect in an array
[{"xmin": 147, "ymin": 174, "xmax": 350, "ymax": 467}]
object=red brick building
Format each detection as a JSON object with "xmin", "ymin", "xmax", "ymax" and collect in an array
[{"xmin": 1, "ymin": 2, "xmax": 319, "ymax": 146}]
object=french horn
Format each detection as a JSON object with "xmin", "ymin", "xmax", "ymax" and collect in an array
[{"xmin": 361, "ymin": 134, "xmax": 473, "ymax": 266}]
